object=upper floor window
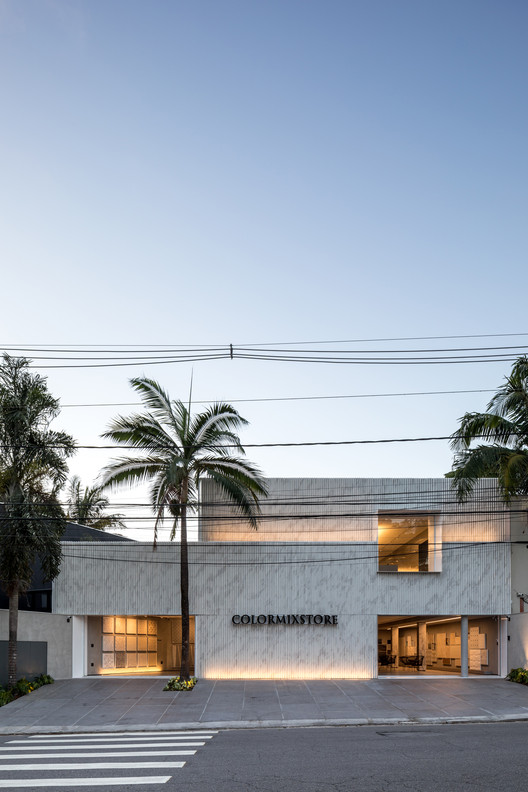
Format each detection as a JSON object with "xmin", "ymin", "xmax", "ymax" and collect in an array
[{"xmin": 378, "ymin": 513, "xmax": 441, "ymax": 572}]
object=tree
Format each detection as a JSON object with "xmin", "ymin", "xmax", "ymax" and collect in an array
[
  {"xmin": 0, "ymin": 354, "xmax": 75, "ymax": 687},
  {"xmin": 448, "ymin": 355, "xmax": 528, "ymax": 501},
  {"xmin": 100, "ymin": 376, "xmax": 267, "ymax": 680},
  {"xmin": 65, "ymin": 475, "xmax": 126, "ymax": 531}
]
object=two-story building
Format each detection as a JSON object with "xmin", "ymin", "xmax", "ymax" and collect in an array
[{"xmin": 51, "ymin": 478, "xmax": 528, "ymax": 680}]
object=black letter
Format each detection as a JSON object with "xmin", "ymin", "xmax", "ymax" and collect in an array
[
  {"xmin": 257, "ymin": 614, "xmax": 266, "ymax": 624},
  {"xmin": 232, "ymin": 615, "xmax": 241, "ymax": 625},
  {"xmin": 276, "ymin": 615, "xmax": 286, "ymax": 624},
  {"xmin": 324, "ymin": 615, "xmax": 331, "ymax": 625},
  {"xmin": 332, "ymin": 615, "xmax": 338, "ymax": 625},
  {"xmin": 307, "ymin": 615, "xmax": 313, "ymax": 624},
  {"xmin": 314, "ymin": 615, "xmax": 323, "ymax": 625},
  {"xmin": 268, "ymin": 615, "xmax": 275, "ymax": 624},
  {"xmin": 241, "ymin": 615, "xmax": 250, "ymax": 624}
]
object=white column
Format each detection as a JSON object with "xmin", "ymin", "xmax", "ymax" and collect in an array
[
  {"xmin": 500, "ymin": 617, "xmax": 508, "ymax": 677},
  {"xmin": 391, "ymin": 627, "xmax": 399, "ymax": 668},
  {"xmin": 418, "ymin": 622, "xmax": 427, "ymax": 671},
  {"xmin": 71, "ymin": 616, "xmax": 86, "ymax": 678},
  {"xmin": 460, "ymin": 615, "xmax": 469, "ymax": 677}
]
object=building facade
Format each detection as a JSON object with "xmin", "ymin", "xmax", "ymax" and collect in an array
[{"xmin": 50, "ymin": 478, "xmax": 528, "ymax": 680}]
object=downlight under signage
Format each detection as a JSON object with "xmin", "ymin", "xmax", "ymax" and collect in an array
[{"xmin": 232, "ymin": 614, "xmax": 338, "ymax": 626}]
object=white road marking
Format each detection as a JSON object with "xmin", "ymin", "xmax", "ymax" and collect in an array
[
  {"xmin": 24, "ymin": 731, "xmax": 217, "ymax": 739},
  {"xmin": 0, "ymin": 778, "xmax": 171, "ymax": 788},
  {"xmin": 0, "ymin": 762, "xmax": 186, "ymax": 771},
  {"xmin": 0, "ymin": 742, "xmax": 205, "ymax": 750},
  {"xmin": 1, "ymin": 751, "xmax": 196, "ymax": 759},
  {"xmin": 10, "ymin": 735, "xmax": 213, "ymax": 743}
]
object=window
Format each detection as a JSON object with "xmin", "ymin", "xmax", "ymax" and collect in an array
[{"xmin": 378, "ymin": 513, "xmax": 440, "ymax": 572}]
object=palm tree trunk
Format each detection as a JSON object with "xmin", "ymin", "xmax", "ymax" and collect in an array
[
  {"xmin": 8, "ymin": 587, "xmax": 19, "ymax": 689},
  {"xmin": 180, "ymin": 502, "xmax": 190, "ymax": 681}
]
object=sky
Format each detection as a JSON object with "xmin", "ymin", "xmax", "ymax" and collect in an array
[{"xmin": 0, "ymin": 0, "xmax": 527, "ymax": 539}]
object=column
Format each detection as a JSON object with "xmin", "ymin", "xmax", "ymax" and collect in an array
[
  {"xmin": 418, "ymin": 622, "xmax": 427, "ymax": 671},
  {"xmin": 71, "ymin": 615, "xmax": 86, "ymax": 678},
  {"xmin": 391, "ymin": 627, "xmax": 399, "ymax": 667},
  {"xmin": 460, "ymin": 615, "xmax": 469, "ymax": 677}
]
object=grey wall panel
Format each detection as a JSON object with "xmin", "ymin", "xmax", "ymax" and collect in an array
[{"xmin": 0, "ymin": 611, "xmax": 72, "ymax": 679}]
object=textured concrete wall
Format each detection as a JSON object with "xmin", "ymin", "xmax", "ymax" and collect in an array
[
  {"xmin": 54, "ymin": 539, "xmax": 510, "ymax": 680},
  {"xmin": 199, "ymin": 478, "xmax": 508, "ymax": 543},
  {"xmin": 0, "ymin": 610, "xmax": 72, "ymax": 679}
]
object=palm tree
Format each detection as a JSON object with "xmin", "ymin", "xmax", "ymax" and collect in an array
[
  {"xmin": 66, "ymin": 475, "xmax": 126, "ymax": 531},
  {"xmin": 99, "ymin": 376, "xmax": 267, "ymax": 680},
  {"xmin": 448, "ymin": 355, "xmax": 528, "ymax": 501},
  {"xmin": 0, "ymin": 354, "xmax": 75, "ymax": 687}
]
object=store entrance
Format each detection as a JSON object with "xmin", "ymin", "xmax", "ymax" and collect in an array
[
  {"xmin": 87, "ymin": 615, "xmax": 195, "ymax": 676},
  {"xmin": 378, "ymin": 616, "xmax": 499, "ymax": 676}
]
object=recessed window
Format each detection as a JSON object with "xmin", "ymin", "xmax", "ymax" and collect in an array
[{"xmin": 378, "ymin": 514, "xmax": 440, "ymax": 572}]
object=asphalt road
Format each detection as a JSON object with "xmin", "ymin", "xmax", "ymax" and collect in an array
[{"xmin": 0, "ymin": 722, "xmax": 527, "ymax": 791}]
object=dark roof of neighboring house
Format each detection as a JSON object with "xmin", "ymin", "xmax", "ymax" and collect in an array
[
  {"xmin": 61, "ymin": 522, "xmax": 134, "ymax": 542},
  {"xmin": 0, "ymin": 504, "xmax": 134, "ymax": 543}
]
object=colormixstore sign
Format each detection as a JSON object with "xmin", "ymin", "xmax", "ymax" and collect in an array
[{"xmin": 232, "ymin": 614, "xmax": 338, "ymax": 625}]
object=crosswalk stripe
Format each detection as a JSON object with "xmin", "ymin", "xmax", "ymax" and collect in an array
[
  {"xmin": 0, "ymin": 778, "xmax": 171, "ymax": 788},
  {"xmin": 0, "ymin": 751, "xmax": 196, "ymax": 760},
  {"xmin": 0, "ymin": 762, "xmax": 186, "ymax": 771},
  {"xmin": 24, "ymin": 731, "xmax": 217, "ymax": 739},
  {"xmin": 10, "ymin": 736, "xmax": 213, "ymax": 743},
  {"xmin": 0, "ymin": 742, "xmax": 205, "ymax": 751}
]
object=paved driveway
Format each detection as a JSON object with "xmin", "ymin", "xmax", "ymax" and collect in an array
[{"xmin": 1, "ymin": 677, "xmax": 528, "ymax": 734}]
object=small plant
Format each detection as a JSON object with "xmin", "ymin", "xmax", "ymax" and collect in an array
[
  {"xmin": 0, "ymin": 688, "xmax": 14, "ymax": 707},
  {"xmin": 0, "ymin": 674, "xmax": 54, "ymax": 707},
  {"xmin": 33, "ymin": 673, "xmax": 54, "ymax": 688},
  {"xmin": 163, "ymin": 676, "xmax": 198, "ymax": 692},
  {"xmin": 507, "ymin": 667, "xmax": 528, "ymax": 684}
]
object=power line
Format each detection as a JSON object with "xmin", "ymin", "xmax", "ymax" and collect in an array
[{"xmin": 60, "ymin": 388, "xmax": 496, "ymax": 409}]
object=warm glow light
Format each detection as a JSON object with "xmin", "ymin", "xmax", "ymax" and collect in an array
[
  {"xmin": 99, "ymin": 667, "xmax": 163, "ymax": 676},
  {"xmin": 201, "ymin": 667, "xmax": 373, "ymax": 680}
]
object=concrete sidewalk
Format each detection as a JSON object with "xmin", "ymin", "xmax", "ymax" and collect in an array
[{"xmin": 1, "ymin": 677, "xmax": 528, "ymax": 734}]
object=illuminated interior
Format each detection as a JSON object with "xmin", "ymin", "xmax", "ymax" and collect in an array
[
  {"xmin": 378, "ymin": 616, "xmax": 499, "ymax": 675},
  {"xmin": 378, "ymin": 514, "xmax": 436, "ymax": 572},
  {"xmin": 87, "ymin": 615, "xmax": 195, "ymax": 676}
]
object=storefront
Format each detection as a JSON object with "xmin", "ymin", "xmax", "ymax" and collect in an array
[{"xmin": 54, "ymin": 478, "xmax": 517, "ymax": 680}]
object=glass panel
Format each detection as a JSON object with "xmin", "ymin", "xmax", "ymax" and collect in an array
[
  {"xmin": 138, "ymin": 652, "xmax": 148, "ymax": 667},
  {"xmin": 126, "ymin": 618, "xmax": 137, "ymax": 634},
  {"xmin": 102, "ymin": 653, "xmax": 115, "ymax": 669},
  {"xmin": 378, "ymin": 515, "xmax": 431, "ymax": 572},
  {"xmin": 137, "ymin": 619, "xmax": 147, "ymax": 634},
  {"xmin": 126, "ymin": 635, "xmax": 137, "ymax": 651},
  {"xmin": 102, "ymin": 617, "xmax": 114, "ymax": 634},
  {"xmin": 138, "ymin": 636, "xmax": 147, "ymax": 652},
  {"xmin": 115, "ymin": 635, "xmax": 126, "ymax": 651},
  {"xmin": 115, "ymin": 617, "xmax": 126, "ymax": 634},
  {"xmin": 102, "ymin": 635, "xmax": 114, "ymax": 652},
  {"xmin": 115, "ymin": 652, "xmax": 126, "ymax": 668}
]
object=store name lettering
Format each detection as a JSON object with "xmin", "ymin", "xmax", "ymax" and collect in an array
[{"xmin": 232, "ymin": 614, "xmax": 338, "ymax": 626}]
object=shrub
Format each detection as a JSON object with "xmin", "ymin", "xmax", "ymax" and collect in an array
[
  {"xmin": 507, "ymin": 667, "xmax": 528, "ymax": 684},
  {"xmin": 163, "ymin": 676, "xmax": 198, "ymax": 691},
  {"xmin": 0, "ymin": 688, "xmax": 14, "ymax": 707},
  {"xmin": 0, "ymin": 674, "xmax": 54, "ymax": 707},
  {"xmin": 33, "ymin": 674, "xmax": 54, "ymax": 688}
]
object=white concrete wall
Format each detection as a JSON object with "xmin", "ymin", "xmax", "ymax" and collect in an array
[
  {"xmin": 0, "ymin": 610, "xmax": 72, "ymax": 679},
  {"xmin": 54, "ymin": 539, "xmax": 510, "ymax": 679}
]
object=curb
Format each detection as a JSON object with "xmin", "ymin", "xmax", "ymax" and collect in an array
[{"xmin": 2, "ymin": 713, "xmax": 528, "ymax": 735}]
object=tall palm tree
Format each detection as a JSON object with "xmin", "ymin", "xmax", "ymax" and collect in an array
[
  {"xmin": 449, "ymin": 355, "xmax": 528, "ymax": 501},
  {"xmin": 0, "ymin": 354, "xmax": 75, "ymax": 687},
  {"xmin": 66, "ymin": 475, "xmax": 126, "ymax": 531},
  {"xmin": 100, "ymin": 376, "xmax": 267, "ymax": 680}
]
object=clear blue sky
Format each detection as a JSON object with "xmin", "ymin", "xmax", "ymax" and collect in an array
[{"xmin": 1, "ymin": 1, "xmax": 526, "ymax": 537}]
